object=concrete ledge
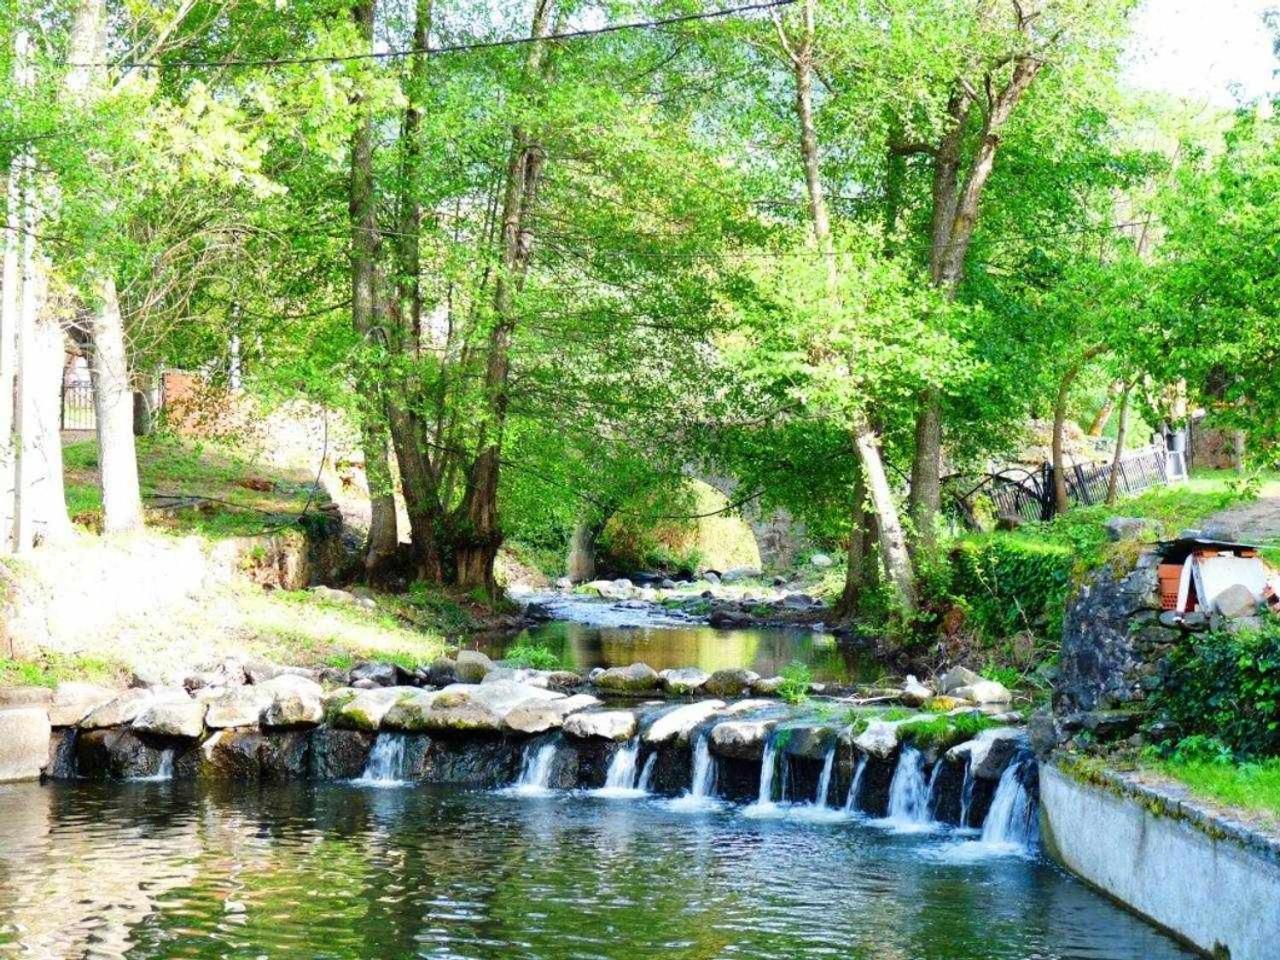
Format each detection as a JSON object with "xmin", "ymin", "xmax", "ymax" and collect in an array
[
  {"xmin": 1041, "ymin": 762, "xmax": 1280, "ymax": 960},
  {"xmin": 0, "ymin": 703, "xmax": 52, "ymax": 782}
]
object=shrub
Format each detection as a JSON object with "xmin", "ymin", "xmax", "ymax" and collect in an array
[
  {"xmin": 946, "ymin": 537, "xmax": 1075, "ymax": 643},
  {"xmin": 1150, "ymin": 616, "xmax": 1280, "ymax": 759},
  {"xmin": 897, "ymin": 712, "xmax": 997, "ymax": 750},
  {"xmin": 777, "ymin": 660, "xmax": 812, "ymax": 705},
  {"xmin": 504, "ymin": 641, "xmax": 562, "ymax": 671}
]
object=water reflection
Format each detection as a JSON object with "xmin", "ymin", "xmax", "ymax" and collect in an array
[
  {"xmin": 475, "ymin": 621, "xmax": 878, "ymax": 683},
  {"xmin": 0, "ymin": 781, "xmax": 1198, "ymax": 960}
]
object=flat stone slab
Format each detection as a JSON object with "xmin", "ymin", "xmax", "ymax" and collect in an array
[
  {"xmin": 204, "ymin": 686, "xmax": 273, "ymax": 729},
  {"xmin": 562, "ymin": 710, "xmax": 636, "ymax": 741},
  {"xmin": 709, "ymin": 719, "xmax": 775, "ymax": 761},
  {"xmin": 0, "ymin": 705, "xmax": 51, "ymax": 782},
  {"xmin": 503, "ymin": 694, "xmax": 599, "ymax": 735},
  {"xmin": 49, "ymin": 683, "xmax": 117, "ymax": 727},
  {"xmin": 335, "ymin": 687, "xmax": 419, "ymax": 731},
  {"xmin": 645, "ymin": 700, "xmax": 724, "ymax": 745},
  {"xmin": 133, "ymin": 699, "xmax": 207, "ymax": 738}
]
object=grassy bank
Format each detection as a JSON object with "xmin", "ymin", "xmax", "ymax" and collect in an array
[{"xmin": 1144, "ymin": 759, "xmax": 1280, "ymax": 828}]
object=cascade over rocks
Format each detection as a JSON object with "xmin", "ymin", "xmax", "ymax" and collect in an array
[{"xmin": 948, "ymin": 728, "xmax": 1025, "ymax": 779}]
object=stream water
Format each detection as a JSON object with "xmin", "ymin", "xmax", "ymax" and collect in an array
[
  {"xmin": 476, "ymin": 617, "xmax": 876, "ymax": 682},
  {"xmin": 0, "ymin": 780, "xmax": 1197, "ymax": 959}
]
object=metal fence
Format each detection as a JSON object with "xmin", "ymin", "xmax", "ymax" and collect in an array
[
  {"xmin": 984, "ymin": 445, "xmax": 1175, "ymax": 524},
  {"xmin": 60, "ymin": 382, "xmax": 96, "ymax": 431}
]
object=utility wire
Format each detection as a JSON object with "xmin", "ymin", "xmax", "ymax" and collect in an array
[{"xmin": 63, "ymin": 0, "xmax": 796, "ymax": 71}]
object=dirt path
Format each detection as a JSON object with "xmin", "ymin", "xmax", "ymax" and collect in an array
[{"xmin": 1201, "ymin": 495, "xmax": 1280, "ymax": 545}]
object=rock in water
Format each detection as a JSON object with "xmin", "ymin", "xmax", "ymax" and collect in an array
[
  {"xmin": 708, "ymin": 719, "xmax": 773, "ymax": 760},
  {"xmin": 503, "ymin": 694, "xmax": 600, "ymax": 734},
  {"xmin": 133, "ymin": 700, "xmax": 207, "ymax": 739},
  {"xmin": 900, "ymin": 675, "xmax": 933, "ymax": 707},
  {"xmin": 48, "ymin": 683, "xmax": 116, "ymax": 727},
  {"xmin": 703, "ymin": 668, "xmax": 760, "ymax": 698},
  {"xmin": 455, "ymin": 651, "xmax": 495, "ymax": 684},
  {"xmin": 562, "ymin": 710, "xmax": 637, "ymax": 741},
  {"xmin": 852, "ymin": 720, "xmax": 901, "ymax": 760},
  {"xmin": 645, "ymin": 701, "xmax": 725, "ymax": 745},
  {"xmin": 593, "ymin": 663, "xmax": 660, "ymax": 693},
  {"xmin": 659, "ymin": 667, "xmax": 709, "ymax": 695},
  {"xmin": 952, "ymin": 679, "xmax": 1012, "ymax": 705},
  {"xmin": 204, "ymin": 687, "xmax": 273, "ymax": 729},
  {"xmin": 938, "ymin": 666, "xmax": 982, "ymax": 695}
]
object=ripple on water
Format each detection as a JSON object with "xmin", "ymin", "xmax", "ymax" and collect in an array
[{"xmin": 0, "ymin": 781, "xmax": 1200, "ymax": 960}]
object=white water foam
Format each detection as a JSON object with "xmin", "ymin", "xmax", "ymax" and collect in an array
[{"xmin": 354, "ymin": 734, "xmax": 410, "ymax": 787}]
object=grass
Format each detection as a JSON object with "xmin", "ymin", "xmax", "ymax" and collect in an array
[
  {"xmin": 897, "ymin": 712, "xmax": 999, "ymax": 750},
  {"xmin": 1148, "ymin": 758, "xmax": 1280, "ymax": 827},
  {"xmin": 63, "ymin": 434, "xmax": 319, "ymax": 539},
  {"xmin": 0, "ymin": 653, "xmax": 126, "ymax": 688},
  {"xmin": 503, "ymin": 641, "xmax": 563, "ymax": 670}
]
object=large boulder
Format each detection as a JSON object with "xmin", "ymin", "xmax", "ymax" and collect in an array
[
  {"xmin": 132, "ymin": 699, "xmax": 207, "ymax": 739},
  {"xmin": 938, "ymin": 666, "xmax": 982, "ymax": 695},
  {"xmin": 1215, "ymin": 583, "xmax": 1258, "ymax": 618},
  {"xmin": 0, "ymin": 690, "xmax": 52, "ymax": 782},
  {"xmin": 947, "ymin": 728, "xmax": 1025, "ymax": 780},
  {"xmin": 709, "ymin": 719, "xmax": 774, "ymax": 760},
  {"xmin": 349, "ymin": 661, "xmax": 398, "ymax": 688},
  {"xmin": 900, "ymin": 675, "xmax": 933, "ymax": 708},
  {"xmin": 852, "ymin": 720, "xmax": 900, "ymax": 760},
  {"xmin": 449, "ymin": 680, "xmax": 563, "ymax": 716},
  {"xmin": 659, "ymin": 667, "xmax": 709, "ymax": 696},
  {"xmin": 562, "ymin": 710, "xmax": 636, "ymax": 741},
  {"xmin": 259, "ymin": 675, "xmax": 325, "ymax": 729},
  {"xmin": 381, "ymin": 691, "xmax": 441, "ymax": 732},
  {"xmin": 504, "ymin": 694, "xmax": 599, "ymax": 735},
  {"xmin": 952, "ymin": 679, "xmax": 1012, "ymax": 705},
  {"xmin": 781, "ymin": 724, "xmax": 834, "ymax": 760},
  {"xmin": 425, "ymin": 658, "xmax": 459, "ymax": 687},
  {"xmin": 48, "ymin": 683, "xmax": 116, "ymax": 727},
  {"xmin": 593, "ymin": 662, "xmax": 660, "ymax": 694},
  {"xmin": 721, "ymin": 566, "xmax": 762, "ymax": 583},
  {"xmin": 335, "ymin": 687, "xmax": 417, "ymax": 731},
  {"xmin": 204, "ymin": 686, "xmax": 273, "ymax": 729},
  {"xmin": 455, "ymin": 650, "xmax": 494, "ymax": 684},
  {"xmin": 80, "ymin": 689, "xmax": 155, "ymax": 729},
  {"xmin": 645, "ymin": 700, "xmax": 725, "ymax": 745},
  {"xmin": 703, "ymin": 668, "xmax": 760, "ymax": 698}
]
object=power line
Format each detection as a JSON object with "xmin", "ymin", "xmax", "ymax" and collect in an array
[{"xmin": 64, "ymin": 0, "xmax": 795, "ymax": 71}]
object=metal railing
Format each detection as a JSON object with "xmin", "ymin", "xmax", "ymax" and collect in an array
[
  {"xmin": 60, "ymin": 382, "xmax": 96, "ymax": 431},
  {"xmin": 982, "ymin": 445, "xmax": 1175, "ymax": 524}
]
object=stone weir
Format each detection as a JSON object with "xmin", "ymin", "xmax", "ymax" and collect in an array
[{"xmin": 34, "ymin": 667, "xmax": 1033, "ymax": 832}]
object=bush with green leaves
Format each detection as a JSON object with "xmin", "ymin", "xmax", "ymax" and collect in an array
[
  {"xmin": 946, "ymin": 537, "xmax": 1075, "ymax": 644},
  {"xmin": 1150, "ymin": 617, "xmax": 1280, "ymax": 759},
  {"xmin": 503, "ymin": 641, "xmax": 563, "ymax": 671},
  {"xmin": 777, "ymin": 660, "xmax": 812, "ymax": 705}
]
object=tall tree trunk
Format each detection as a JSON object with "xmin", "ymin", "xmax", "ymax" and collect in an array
[
  {"xmin": 1105, "ymin": 382, "xmax": 1130, "ymax": 505},
  {"xmin": 908, "ymin": 53, "xmax": 1044, "ymax": 552},
  {"xmin": 349, "ymin": 0, "xmax": 401, "ymax": 578},
  {"xmin": 86, "ymin": 279, "xmax": 142, "ymax": 532},
  {"xmin": 0, "ymin": 147, "xmax": 19, "ymax": 551},
  {"xmin": 1051, "ymin": 345, "xmax": 1106, "ymax": 514},
  {"xmin": 778, "ymin": 0, "xmax": 915, "ymax": 613},
  {"xmin": 566, "ymin": 516, "xmax": 597, "ymax": 583},
  {"xmin": 67, "ymin": 0, "xmax": 143, "ymax": 534},
  {"xmin": 453, "ymin": 0, "xmax": 555, "ymax": 591}
]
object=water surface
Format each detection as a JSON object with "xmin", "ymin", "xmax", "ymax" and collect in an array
[{"xmin": 0, "ymin": 781, "xmax": 1197, "ymax": 959}]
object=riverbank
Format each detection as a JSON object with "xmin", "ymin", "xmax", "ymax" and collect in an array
[{"xmin": 1041, "ymin": 759, "xmax": 1280, "ymax": 960}]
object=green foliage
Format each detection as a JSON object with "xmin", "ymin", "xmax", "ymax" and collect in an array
[
  {"xmin": 897, "ymin": 712, "xmax": 998, "ymax": 751},
  {"xmin": 777, "ymin": 660, "xmax": 812, "ymax": 705},
  {"xmin": 403, "ymin": 583, "xmax": 478, "ymax": 634},
  {"xmin": 1147, "ymin": 757, "xmax": 1280, "ymax": 824},
  {"xmin": 946, "ymin": 536, "xmax": 1075, "ymax": 643},
  {"xmin": 0, "ymin": 653, "xmax": 123, "ymax": 688},
  {"xmin": 1150, "ymin": 616, "xmax": 1280, "ymax": 759},
  {"xmin": 503, "ymin": 641, "xmax": 562, "ymax": 671}
]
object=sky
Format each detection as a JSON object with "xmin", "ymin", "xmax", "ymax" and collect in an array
[{"xmin": 1123, "ymin": 0, "xmax": 1278, "ymax": 105}]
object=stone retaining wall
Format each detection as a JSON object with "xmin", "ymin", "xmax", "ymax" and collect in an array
[{"xmin": 1041, "ymin": 763, "xmax": 1280, "ymax": 960}]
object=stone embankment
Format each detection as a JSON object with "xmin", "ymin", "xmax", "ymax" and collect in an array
[{"xmin": 3, "ymin": 651, "xmax": 1022, "ymax": 822}]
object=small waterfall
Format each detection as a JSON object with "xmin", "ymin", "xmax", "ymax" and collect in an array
[
  {"xmin": 667, "ymin": 731, "xmax": 718, "ymax": 810},
  {"xmin": 594, "ymin": 739, "xmax": 649, "ymax": 798},
  {"xmin": 356, "ymin": 734, "xmax": 409, "ymax": 786},
  {"xmin": 134, "ymin": 748, "xmax": 175, "ymax": 782},
  {"xmin": 844, "ymin": 756, "xmax": 867, "ymax": 813},
  {"xmin": 924, "ymin": 760, "xmax": 945, "ymax": 819},
  {"xmin": 689, "ymin": 733, "xmax": 718, "ymax": 799},
  {"xmin": 755, "ymin": 734, "xmax": 779, "ymax": 808},
  {"xmin": 638, "ymin": 753, "xmax": 657, "ymax": 793},
  {"xmin": 980, "ymin": 759, "xmax": 1038, "ymax": 850},
  {"xmin": 813, "ymin": 744, "xmax": 836, "ymax": 809},
  {"xmin": 507, "ymin": 739, "xmax": 560, "ymax": 795},
  {"xmin": 958, "ymin": 759, "xmax": 976, "ymax": 828},
  {"xmin": 882, "ymin": 747, "xmax": 933, "ymax": 828}
]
